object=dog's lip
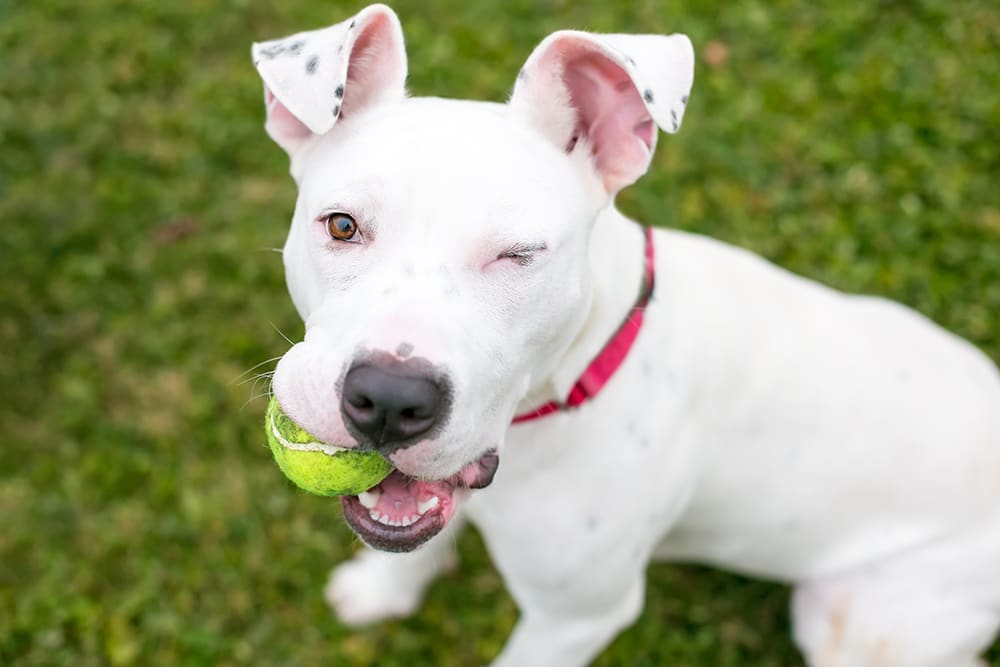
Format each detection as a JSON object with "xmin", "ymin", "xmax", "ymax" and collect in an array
[
  {"xmin": 340, "ymin": 450, "xmax": 499, "ymax": 552},
  {"xmin": 341, "ymin": 490, "xmax": 450, "ymax": 552}
]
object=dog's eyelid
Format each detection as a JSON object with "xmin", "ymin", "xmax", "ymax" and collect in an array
[
  {"xmin": 500, "ymin": 241, "xmax": 548, "ymax": 257},
  {"xmin": 494, "ymin": 242, "xmax": 547, "ymax": 267},
  {"xmin": 315, "ymin": 205, "xmax": 360, "ymax": 221}
]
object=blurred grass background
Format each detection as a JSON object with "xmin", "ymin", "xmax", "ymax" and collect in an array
[{"xmin": 1, "ymin": 0, "xmax": 997, "ymax": 665}]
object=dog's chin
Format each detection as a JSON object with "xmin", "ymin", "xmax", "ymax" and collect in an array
[{"xmin": 340, "ymin": 450, "xmax": 499, "ymax": 552}]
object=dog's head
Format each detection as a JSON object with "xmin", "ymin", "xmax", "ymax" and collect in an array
[{"xmin": 253, "ymin": 4, "xmax": 693, "ymax": 551}]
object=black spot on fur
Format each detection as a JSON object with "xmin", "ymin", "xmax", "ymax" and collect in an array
[
  {"xmin": 670, "ymin": 109, "xmax": 677, "ymax": 122},
  {"xmin": 288, "ymin": 41, "xmax": 304, "ymax": 55},
  {"xmin": 305, "ymin": 55, "xmax": 319, "ymax": 74},
  {"xmin": 259, "ymin": 43, "xmax": 285, "ymax": 59},
  {"xmin": 349, "ymin": 19, "xmax": 356, "ymax": 28},
  {"xmin": 643, "ymin": 89, "xmax": 654, "ymax": 104},
  {"xmin": 335, "ymin": 84, "xmax": 344, "ymax": 98},
  {"xmin": 681, "ymin": 94, "xmax": 689, "ymax": 105},
  {"xmin": 332, "ymin": 104, "xmax": 340, "ymax": 117}
]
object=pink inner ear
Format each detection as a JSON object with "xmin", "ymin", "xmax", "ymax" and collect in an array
[
  {"xmin": 561, "ymin": 52, "xmax": 655, "ymax": 192},
  {"xmin": 265, "ymin": 87, "xmax": 312, "ymax": 145},
  {"xmin": 342, "ymin": 12, "xmax": 405, "ymax": 117}
]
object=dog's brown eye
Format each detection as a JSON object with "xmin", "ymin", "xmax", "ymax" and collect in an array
[{"xmin": 325, "ymin": 213, "xmax": 358, "ymax": 241}]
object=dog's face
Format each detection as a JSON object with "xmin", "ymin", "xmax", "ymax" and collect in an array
[
  {"xmin": 254, "ymin": 5, "xmax": 693, "ymax": 551},
  {"xmin": 274, "ymin": 99, "xmax": 600, "ymax": 486}
]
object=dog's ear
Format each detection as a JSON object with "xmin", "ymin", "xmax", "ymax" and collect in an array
[
  {"xmin": 251, "ymin": 4, "xmax": 407, "ymax": 159},
  {"xmin": 509, "ymin": 31, "xmax": 694, "ymax": 196}
]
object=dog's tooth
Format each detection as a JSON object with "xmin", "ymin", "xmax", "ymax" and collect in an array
[
  {"xmin": 417, "ymin": 496, "xmax": 439, "ymax": 515},
  {"xmin": 368, "ymin": 497, "xmax": 436, "ymax": 526},
  {"xmin": 358, "ymin": 489, "xmax": 381, "ymax": 509}
]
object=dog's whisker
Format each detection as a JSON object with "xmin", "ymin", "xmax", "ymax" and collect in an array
[
  {"xmin": 240, "ymin": 389, "xmax": 274, "ymax": 411},
  {"xmin": 236, "ymin": 371, "xmax": 276, "ymax": 389},
  {"xmin": 238, "ymin": 370, "xmax": 275, "ymax": 388},
  {"xmin": 250, "ymin": 373, "xmax": 276, "ymax": 400},
  {"xmin": 248, "ymin": 375, "xmax": 266, "ymax": 396},
  {"xmin": 232, "ymin": 355, "xmax": 283, "ymax": 384},
  {"xmin": 269, "ymin": 321, "xmax": 296, "ymax": 347}
]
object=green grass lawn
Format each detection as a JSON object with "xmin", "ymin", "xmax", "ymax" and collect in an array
[{"xmin": 1, "ymin": 0, "xmax": 998, "ymax": 664}]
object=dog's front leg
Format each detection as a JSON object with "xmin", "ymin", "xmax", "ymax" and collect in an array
[
  {"xmin": 489, "ymin": 571, "xmax": 646, "ymax": 667},
  {"xmin": 474, "ymin": 503, "xmax": 651, "ymax": 667}
]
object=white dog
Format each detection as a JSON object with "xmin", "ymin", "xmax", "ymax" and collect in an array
[{"xmin": 252, "ymin": 5, "xmax": 1000, "ymax": 665}]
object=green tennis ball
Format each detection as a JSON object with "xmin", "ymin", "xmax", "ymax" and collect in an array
[{"xmin": 265, "ymin": 396, "xmax": 392, "ymax": 496}]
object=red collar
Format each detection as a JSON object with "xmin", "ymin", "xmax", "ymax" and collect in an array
[{"xmin": 512, "ymin": 226, "xmax": 656, "ymax": 424}]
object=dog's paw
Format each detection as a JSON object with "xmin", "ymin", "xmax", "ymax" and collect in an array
[{"xmin": 325, "ymin": 549, "xmax": 453, "ymax": 626}]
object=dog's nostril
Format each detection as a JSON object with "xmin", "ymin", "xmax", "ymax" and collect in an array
[
  {"xmin": 400, "ymin": 406, "xmax": 426, "ymax": 420},
  {"xmin": 350, "ymin": 395, "xmax": 375, "ymax": 410}
]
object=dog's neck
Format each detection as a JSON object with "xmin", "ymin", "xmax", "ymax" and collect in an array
[{"xmin": 515, "ymin": 206, "xmax": 648, "ymax": 414}]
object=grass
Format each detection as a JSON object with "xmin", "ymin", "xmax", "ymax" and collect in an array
[{"xmin": 1, "ymin": 0, "xmax": 997, "ymax": 665}]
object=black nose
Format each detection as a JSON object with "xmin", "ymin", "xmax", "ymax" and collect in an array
[{"xmin": 341, "ymin": 360, "xmax": 445, "ymax": 447}]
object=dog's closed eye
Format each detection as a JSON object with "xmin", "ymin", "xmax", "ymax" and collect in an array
[{"xmin": 496, "ymin": 242, "xmax": 547, "ymax": 266}]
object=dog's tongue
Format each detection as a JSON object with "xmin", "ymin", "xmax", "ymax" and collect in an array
[
  {"xmin": 370, "ymin": 471, "xmax": 446, "ymax": 522},
  {"xmin": 365, "ymin": 453, "xmax": 500, "ymax": 524},
  {"xmin": 374, "ymin": 472, "xmax": 419, "ymax": 516}
]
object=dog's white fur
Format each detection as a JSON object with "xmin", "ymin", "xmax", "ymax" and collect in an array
[{"xmin": 253, "ymin": 6, "xmax": 1000, "ymax": 665}]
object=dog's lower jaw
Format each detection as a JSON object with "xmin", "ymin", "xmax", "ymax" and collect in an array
[
  {"xmin": 341, "ymin": 449, "xmax": 499, "ymax": 552},
  {"xmin": 341, "ymin": 492, "xmax": 451, "ymax": 552}
]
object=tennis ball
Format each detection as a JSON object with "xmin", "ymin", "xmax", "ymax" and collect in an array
[{"xmin": 265, "ymin": 396, "xmax": 392, "ymax": 496}]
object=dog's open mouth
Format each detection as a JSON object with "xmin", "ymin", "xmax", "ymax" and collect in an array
[{"xmin": 340, "ymin": 450, "xmax": 499, "ymax": 552}]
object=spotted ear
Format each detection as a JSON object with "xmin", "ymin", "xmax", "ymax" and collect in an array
[
  {"xmin": 509, "ymin": 30, "xmax": 694, "ymax": 195},
  {"xmin": 251, "ymin": 3, "xmax": 407, "ymax": 158}
]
